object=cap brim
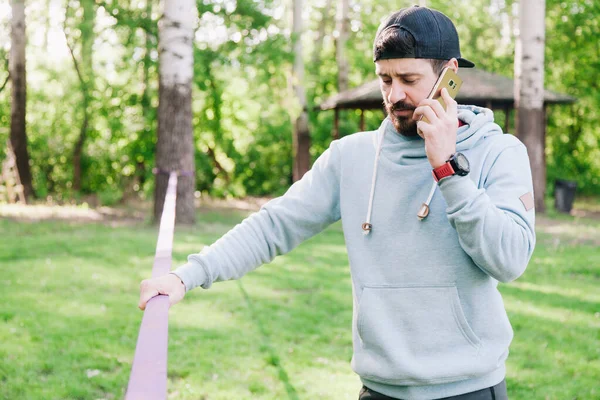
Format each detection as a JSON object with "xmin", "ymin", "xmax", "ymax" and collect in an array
[{"xmin": 458, "ymin": 58, "xmax": 475, "ymax": 68}]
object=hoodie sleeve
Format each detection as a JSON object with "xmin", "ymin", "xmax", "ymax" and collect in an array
[
  {"xmin": 172, "ymin": 141, "xmax": 342, "ymax": 291},
  {"xmin": 437, "ymin": 142, "xmax": 536, "ymax": 282}
]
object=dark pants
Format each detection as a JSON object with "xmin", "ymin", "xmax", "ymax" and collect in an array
[{"xmin": 359, "ymin": 379, "xmax": 508, "ymax": 400}]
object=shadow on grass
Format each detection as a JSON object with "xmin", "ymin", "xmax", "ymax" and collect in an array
[
  {"xmin": 501, "ymin": 283, "xmax": 599, "ymax": 316},
  {"xmin": 505, "ymin": 311, "xmax": 599, "ymax": 399}
]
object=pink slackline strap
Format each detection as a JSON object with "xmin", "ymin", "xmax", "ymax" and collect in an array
[{"xmin": 125, "ymin": 172, "xmax": 178, "ymax": 400}]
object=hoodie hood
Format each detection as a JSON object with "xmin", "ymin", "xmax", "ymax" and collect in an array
[
  {"xmin": 362, "ymin": 105, "xmax": 503, "ymax": 234},
  {"xmin": 376, "ymin": 105, "xmax": 503, "ymax": 166}
]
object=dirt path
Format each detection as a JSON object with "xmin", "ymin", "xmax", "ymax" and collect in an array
[
  {"xmin": 0, "ymin": 203, "xmax": 147, "ymax": 226},
  {"xmin": 2, "ymin": 197, "xmax": 598, "ymax": 246},
  {"xmin": 0, "ymin": 197, "xmax": 269, "ymax": 226}
]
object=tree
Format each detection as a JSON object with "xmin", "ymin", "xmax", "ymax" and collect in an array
[
  {"xmin": 131, "ymin": 0, "xmax": 158, "ymax": 194},
  {"xmin": 336, "ymin": 0, "xmax": 349, "ymax": 93},
  {"xmin": 5, "ymin": 0, "xmax": 597, "ymax": 204},
  {"xmin": 64, "ymin": 0, "xmax": 96, "ymax": 192},
  {"xmin": 515, "ymin": 0, "xmax": 546, "ymax": 212},
  {"xmin": 153, "ymin": 0, "xmax": 197, "ymax": 224},
  {"xmin": 291, "ymin": 0, "xmax": 311, "ymax": 182},
  {"xmin": 332, "ymin": 0, "xmax": 350, "ymax": 140},
  {"xmin": 10, "ymin": 0, "xmax": 34, "ymax": 199}
]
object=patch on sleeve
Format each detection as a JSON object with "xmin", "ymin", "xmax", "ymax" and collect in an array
[{"xmin": 519, "ymin": 192, "xmax": 534, "ymax": 211}]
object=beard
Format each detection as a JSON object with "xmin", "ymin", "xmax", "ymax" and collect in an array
[{"xmin": 384, "ymin": 99, "xmax": 419, "ymax": 137}]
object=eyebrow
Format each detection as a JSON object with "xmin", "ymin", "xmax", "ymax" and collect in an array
[{"xmin": 377, "ymin": 72, "xmax": 422, "ymax": 78}]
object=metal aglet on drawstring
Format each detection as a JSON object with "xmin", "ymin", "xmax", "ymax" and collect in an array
[{"xmin": 417, "ymin": 180, "xmax": 438, "ymax": 220}]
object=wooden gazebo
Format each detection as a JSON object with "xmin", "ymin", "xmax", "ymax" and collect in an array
[{"xmin": 317, "ymin": 68, "xmax": 576, "ymax": 137}]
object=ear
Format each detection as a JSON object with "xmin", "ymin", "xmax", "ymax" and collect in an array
[{"xmin": 447, "ymin": 58, "xmax": 459, "ymax": 73}]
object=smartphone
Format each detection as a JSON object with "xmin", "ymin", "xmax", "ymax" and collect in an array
[{"xmin": 419, "ymin": 67, "xmax": 462, "ymax": 124}]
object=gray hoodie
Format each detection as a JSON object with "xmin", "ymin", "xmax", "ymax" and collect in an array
[{"xmin": 174, "ymin": 105, "xmax": 536, "ymax": 399}]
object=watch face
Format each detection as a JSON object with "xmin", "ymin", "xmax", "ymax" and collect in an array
[{"xmin": 455, "ymin": 153, "xmax": 470, "ymax": 174}]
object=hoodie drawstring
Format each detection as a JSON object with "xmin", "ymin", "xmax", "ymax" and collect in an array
[
  {"xmin": 362, "ymin": 128, "xmax": 386, "ymax": 235},
  {"xmin": 417, "ymin": 180, "xmax": 438, "ymax": 220},
  {"xmin": 362, "ymin": 128, "xmax": 439, "ymax": 235}
]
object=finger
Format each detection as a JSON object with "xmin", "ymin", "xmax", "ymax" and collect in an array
[
  {"xmin": 138, "ymin": 280, "xmax": 159, "ymax": 310},
  {"xmin": 139, "ymin": 290, "xmax": 158, "ymax": 310},
  {"xmin": 418, "ymin": 98, "xmax": 443, "ymax": 111},
  {"xmin": 414, "ymin": 100, "xmax": 431, "ymax": 119},
  {"xmin": 426, "ymin": 98, "xmax": 446, "ymax": 118},
  {"xmin": 414, "ymin": 105, "xmax": 437, "ymax": 124},
  {"xmin": 416, "ymin": 120, "xmax": 434, "ymax": 138},
  {"xmin": 413, "ymin": 104, "xmax": 429, "ymax": 120},
  {"xmin": 441, "ymin": 88, "xmax": 458, "ymax": 116}
]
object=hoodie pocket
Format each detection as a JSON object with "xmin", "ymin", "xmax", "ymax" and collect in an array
[{"xmin": 355, "ymin": 284, "xmax": 482, "ymax": 385}]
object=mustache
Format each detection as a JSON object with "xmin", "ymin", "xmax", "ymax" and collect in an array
[{"xmin": 390, "ymin": 102, "xmax": 415, "ymax": 112}]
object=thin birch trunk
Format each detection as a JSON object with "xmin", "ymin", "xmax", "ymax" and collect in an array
[
  {"xmin": 515, "ymin": 0, "xmax": 546, "ymax": 212},
  {"xmin": 64, "ymin": 0, "xmax": 95, "ymax": 192},
  {"xmin": 291, "ymin": 0, "xmax": 311, "ymax": 182},
  {"xmin": 336, "ymin": 0, "xmax": 349, "ymax": 93},
  {"xmin": 137, "ymin": 0, "xmax": 154, "ymax": 190},
  {"xmin": 10, "ymin": 0, "xmax": 34, "ymax": 199},
  {"xmin": 153, "ymin": 0, "xmax": 197, "ymax": 224}
]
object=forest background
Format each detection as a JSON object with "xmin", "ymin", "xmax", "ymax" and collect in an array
[
  {"xmin": 1, "ymin": 1, "xmax": 600, "ymax": 399},
  {"xmin": 0, "ymin": 0, "xmax": 598, "ymax": 206}
]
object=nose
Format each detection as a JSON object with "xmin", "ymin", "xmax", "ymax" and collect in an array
[{"xmin": 388, "ymin": 81, "xmax": 406, "ymax": 105}]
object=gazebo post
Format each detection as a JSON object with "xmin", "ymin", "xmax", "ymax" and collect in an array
[
  {"xmin": 334, "ymin": 108, "xmax": 340, "ymax": 139},
  {"xmin": 360, "ymin": 109, "xmax": 365, "ymax": 132}
]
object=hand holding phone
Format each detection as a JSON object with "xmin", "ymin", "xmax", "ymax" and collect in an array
[{"xmin": 419, "ymin": 67, "xmax": 462, "ymax": 124}]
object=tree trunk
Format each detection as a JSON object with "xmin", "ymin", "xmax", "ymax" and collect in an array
[
  {"xmin": 10, "ymin": 0, "xmax": 34, "ymax": 199},
  {"xmin": 515, "ymin": 0, "xmax": 546, "ymax": 212},
  {"xmin": 72, "ymin": 112, "xmax": 88, "ymax": 192},
  {"xmin": 153, "ymin": 0, "xmax": 197, "ymax": 224},
  {"xmin": 72, "ymin": 0, "xmax": 95, "ymax": 192},
  {"xmin": 136, "ymin": 0, "xmax": 155, "ymax": 190},
  {"xmin": 291, "ymin": 0, "xmax": 311, "ymax": 182},
  {"xmin": 336, "ymin": 0, "xmax": 349, "ymax": 93},
  {"xmin": 205, "ymin": 62, "xmax": 231, "ymax": 184}
]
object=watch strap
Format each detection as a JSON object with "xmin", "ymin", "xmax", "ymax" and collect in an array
[{"xmin": 432, "ymin": 162, "xmax": 455, "ymax": 182}]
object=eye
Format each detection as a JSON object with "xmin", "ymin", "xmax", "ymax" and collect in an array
[
  {"xmin": 404, "ymin": 79, "xmax": 418, "ymax": 85},
  {"xmin": 380, "ymin": 78, "xmax": 392, "ymax": 85}
]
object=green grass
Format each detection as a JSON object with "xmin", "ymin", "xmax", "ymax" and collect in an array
[{"xmin": 1, "ymin": 200, "xmax": 599, "ymax": 400}]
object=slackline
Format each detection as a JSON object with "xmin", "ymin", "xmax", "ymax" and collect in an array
[{"xmin": 125, "ymin": 172, "xmax": 177, "ymax": 400}]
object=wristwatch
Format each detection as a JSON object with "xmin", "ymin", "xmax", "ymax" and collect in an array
[{"xmin": 432, "ymin": 152, "xmax": 470, "ymax": 182}]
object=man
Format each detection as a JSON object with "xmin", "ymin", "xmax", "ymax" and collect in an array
[{"xmin": 139, "ymin": 6, "xmax": 535, "ymax": 400}]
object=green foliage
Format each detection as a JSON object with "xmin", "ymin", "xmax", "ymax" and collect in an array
[
  {"xmin": 545, "ymin": 0, "xmax": 600, "ymax": 194},
  {"xmin": 2, "ymin": 0, "xmax": 599, "ymax": 201}
]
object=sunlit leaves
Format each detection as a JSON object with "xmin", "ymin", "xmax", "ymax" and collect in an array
[{"xmin": 5, "ymin": 0, "xmax": 600, "ymax": 202}]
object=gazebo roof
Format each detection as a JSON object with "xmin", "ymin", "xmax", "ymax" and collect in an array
[{"xmin": 318, "ymin": 68, "xmax": 576, "ymax": 111}]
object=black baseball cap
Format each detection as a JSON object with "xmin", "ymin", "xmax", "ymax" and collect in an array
[{"xmin": 373, "ymin": 6, "xmax": 474, "ymax": 68}]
